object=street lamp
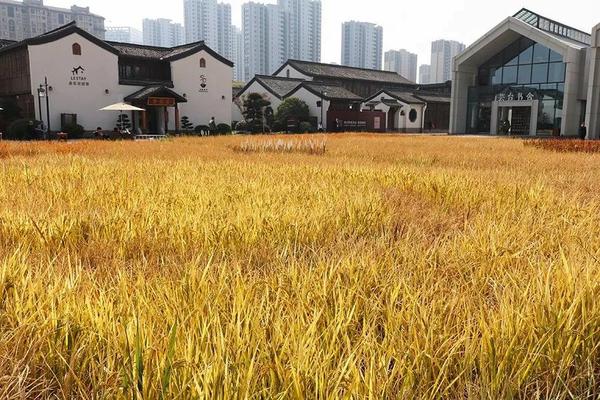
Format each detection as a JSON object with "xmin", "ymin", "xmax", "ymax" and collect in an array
[
  {"xmin": 320, "ymin": 90, "xmax": 328, "ymax": 132},
  {"xmin": 37, "ymin": 77, "xmax": 51, "ymax": 136}
]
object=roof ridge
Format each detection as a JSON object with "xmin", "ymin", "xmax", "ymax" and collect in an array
[{"xmin": 288, "ymin": 59, "xmax": 402, "ymax": 75}]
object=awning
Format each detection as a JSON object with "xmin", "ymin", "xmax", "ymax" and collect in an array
[{"xmin": 124, "ymin": 85, "xmax": 187, "ymax": 104}]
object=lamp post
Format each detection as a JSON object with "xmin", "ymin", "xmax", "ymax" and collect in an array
[
  {"xmin": 37, "ymin": 77, "xmax": 51, "ymax": 135},
  {"xmin": 320, "ymin": 91, "xmax": 328, "ymax": 132}
]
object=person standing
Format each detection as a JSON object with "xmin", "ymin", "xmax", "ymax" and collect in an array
[
  {"xmin": 209, "ymin": 117, "xmax": 217, "ymax": 136},
  {"xmin": 579, "ymin": 122, "xmax": 587, "ymax": 140}
]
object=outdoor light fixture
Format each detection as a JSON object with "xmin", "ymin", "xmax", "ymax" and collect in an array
[
  {"xmin": 320, "ymin": 90, "xmax": 328, "ymax": 132},
  {"xmin": 105, "ymin": 89, "xmax": 110, "ymax": 95},
  {"xmin": 37, "ymin": 77, "xmax": 51, "ymax": 134}
]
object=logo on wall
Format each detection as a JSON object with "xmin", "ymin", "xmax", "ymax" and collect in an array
[
  {"xmin": 199, "ymin": 74, "xmax": 208, "ymax": 93},
  {"xmin": 69, "ymin": 65, "xmax": 90, "ymax": 87}
]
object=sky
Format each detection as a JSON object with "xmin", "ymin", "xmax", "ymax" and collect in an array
[{"xmin": 47, "ymin": 0, "xmax": 599, "ymax": 67}]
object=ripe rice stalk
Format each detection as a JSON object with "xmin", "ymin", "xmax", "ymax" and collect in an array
[{"xmin": 0, "ymin": 135, "xmax": 598, "ymax": 398}]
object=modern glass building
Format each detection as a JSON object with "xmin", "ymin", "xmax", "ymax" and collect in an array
[{"xmin": 451, "ymin": 9, "xmax": 600, "ymax": 138}]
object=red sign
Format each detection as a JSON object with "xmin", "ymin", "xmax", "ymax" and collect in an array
[{"xmin": 148, "ymin": 97, "xmax": 175, "ymax": 107}]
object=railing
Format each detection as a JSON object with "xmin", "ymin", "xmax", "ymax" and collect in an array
[
  {"xmin": 135, "ymin": 134, "xmax": 167, "ymax": 141},
  {"xmin": 513, "ymin": 8, "xmax": 591, "ymax": 46}
]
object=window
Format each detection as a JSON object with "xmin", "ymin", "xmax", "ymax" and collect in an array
[
  {"xmin": 409, "ymin": 109, "xmax": 418, "ymax": 123},
  {"xmin": 72, "ymin": 43, "xmax": 81, "ymax": 55},
  {"xmin": 199, "ymin": 58, "xmax": 206, "ymax": 68}
]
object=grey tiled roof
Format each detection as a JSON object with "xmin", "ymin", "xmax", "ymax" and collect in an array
[
  {"xmin": 413, "ymin": 93, "xmax": 451, "ymax": 103},
  {"xmin": 105, "ymin": 40, "xmax": 233, "ymax": 65},
  {"xmin": 107, "ymin": 42, "xmax": 172, "ymax": 59},
  {"xmin": 285, "ymin": 60, "xmax": 413, "ymax": 84},
  {"xmin": 0, "ymin": 39, "xmax": 16, "ymax": 49},
  {"xmin": 124, "ymin": 85, "xmax": 187, "ymax": 103},
  {"xmin": 300, "ymin": 82, "xmax": 363, "ymax": 101},
  {"xmin": 255, "ymin": 75, "xmax": 305, "ymax": 98},
  {"xmin": 384, "ymin": 91, "xmax": 426, "ymax": 104}
]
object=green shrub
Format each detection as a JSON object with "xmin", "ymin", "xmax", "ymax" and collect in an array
[
  {"xmin": 275, "ymin": 98, "xmax": 310, "ymax": 130},
  {"xmin": 181, "ymin": 116, "xmax": 194, "ymax": 131},
  {"xmin": 6, "ymin": 118, "xmax": 41, "ymax": 140},
  {"xmin": 195, "ymin": 125, "xmax": 210, "ymax": 135},
  {"xmin": 298, "ymin": 121, "xmax": 314, "ymax": 133},
  {"xmin": 216, "ymin": 123, "xmax": 232, "ymax": 135},
  {"xmin": 62, "ymin": 123, "xmax": 85, "ymax": 139}
]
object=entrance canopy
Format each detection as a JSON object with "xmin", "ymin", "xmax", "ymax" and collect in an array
[{"xmin": 124, "ymin": 85, "xmax": 187, "ymax": 105}]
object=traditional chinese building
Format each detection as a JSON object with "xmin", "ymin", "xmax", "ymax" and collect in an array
[
  {"xmin": 0, "ymin": 22, "xmax": 233, "ymax": 133},
  {"xmin": 451, "ymin": 9, "xmax": 600, "ymax": 138},
  {"xmin": 235, "ymin": 60, "xmax": 451, "ymax": 132}
]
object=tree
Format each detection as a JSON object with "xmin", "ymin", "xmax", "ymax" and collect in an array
[
  {"xmin": 242, "ymin": 93, "xmax": 271, "ymax": 134},
  {"xmin": 116, "ymin": 114, "xmax": 131, "ymax": 130},
  {"xmin": 275, "ymin": 97, "xmax": 310, "ymax": 132},
  {"xmin": 181, "ymin": 116, "xmax": 194, "ymax": 131}
]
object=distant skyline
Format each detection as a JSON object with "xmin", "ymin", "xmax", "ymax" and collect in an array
[{"xmin": 46, "ymin": 0, "xmax": 599, "ymax": 68}]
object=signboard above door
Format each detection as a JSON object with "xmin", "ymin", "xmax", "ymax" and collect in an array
[{"xmin": 148, "ymin": 97, "xmax": 175, "ymax": 107}]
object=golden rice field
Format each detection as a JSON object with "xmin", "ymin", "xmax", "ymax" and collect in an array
[{"xmin": 2, "ymin": 134, "xmax": 600, "ymax": 399}]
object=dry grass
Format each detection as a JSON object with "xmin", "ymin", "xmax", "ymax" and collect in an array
[
  {"xmin": 1, "ymin": 134, "xmax": 600, "ymax": 398},
  {"xmin": 232, "ymin": 136, "xmax": 327, "ymax": 155},
  {"xmin": 525, "ymin": 138, "xmax": 600, "ymax": 153}
]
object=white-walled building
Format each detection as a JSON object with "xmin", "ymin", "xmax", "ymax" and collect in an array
[
  {"xmin": 235, "ymin": 59, "xmax": 451, "ymax": 132},
  {"xmin": 143, "ymin": 18, "xmax": 184, "ymax": 48},
  {"xmin": 430, "ymin": 39, "xmax": 465, "ymax": 83},
  {"xmin": 384, "ymin": 49, "xmax": 417, "ymax": 83},
  {"xmin": 450, "ymin": 8, "xmax": 600, "ymax": 138},
  {"xmin": 0, "ymin": 23, "xmax": 233, "ymax": 133},
  {"xmin": 105, "ymin": 26, "xmax": 143, "ymax": 45},
  {"xmin": 0, "ymin": 0, "xmax": 105, "ymax": 41},
  {"xmin": 341, "ymin": 21, "xmax": 383, "ymax": 70}
]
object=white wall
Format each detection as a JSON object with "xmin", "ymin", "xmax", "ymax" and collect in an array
[
  {"xmin": 364, "ymin": 92, "xmax": 425, "ymax": 132},
  {"xmin": 28, "ymin": 32, "xmax": 142, "ymax": 131},
  {"xmin": 171, "ymin": 49, "xmax": 233, "ymax": 127},
  {"xmin": 286, "ymin": 87, "xmax": 330, "ymax": 129},
  {"xmin": 28, "ymin": 32, "xmax": 233, "ymax": 132}
]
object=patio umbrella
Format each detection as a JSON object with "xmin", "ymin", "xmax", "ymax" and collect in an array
[
  {"xmin": 100, "ymin": 102, "xmax": 145, "ymax": 132},
  {"xmin": 99, "ymin": 102, "xmax": 145, "ymax": 112}
]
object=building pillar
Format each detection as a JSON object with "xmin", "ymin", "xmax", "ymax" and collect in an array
[
  {"xmin": 142, "ymin": 110, "xmax": 148, "ymax": 131},
  {"xmin": 586, "ymin": 24, "xmax": 600, "ymax": 139},
  {"xmin": 562, "ymin": 47, "xmax": 584, "ymax": 136},
  {"xmin": 175, "ymin": 104, "xmax": 180, "ymax": 135},
  {"xmin": 449, "ymin": 66, "xmax": 477, "ymax": 134}
]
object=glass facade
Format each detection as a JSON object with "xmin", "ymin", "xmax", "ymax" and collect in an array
[{"xmin": 466, "ymin": 37, "xmax": 565, "ymax": 135}]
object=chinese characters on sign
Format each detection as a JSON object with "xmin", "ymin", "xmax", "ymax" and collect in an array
[
  {"xmin": 147, "ymin": 97, "xmax": 176, "ymax": 107},
  {"xmin": 495, "ymin": 91, "xmax": 536, "ymax": 102}
]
